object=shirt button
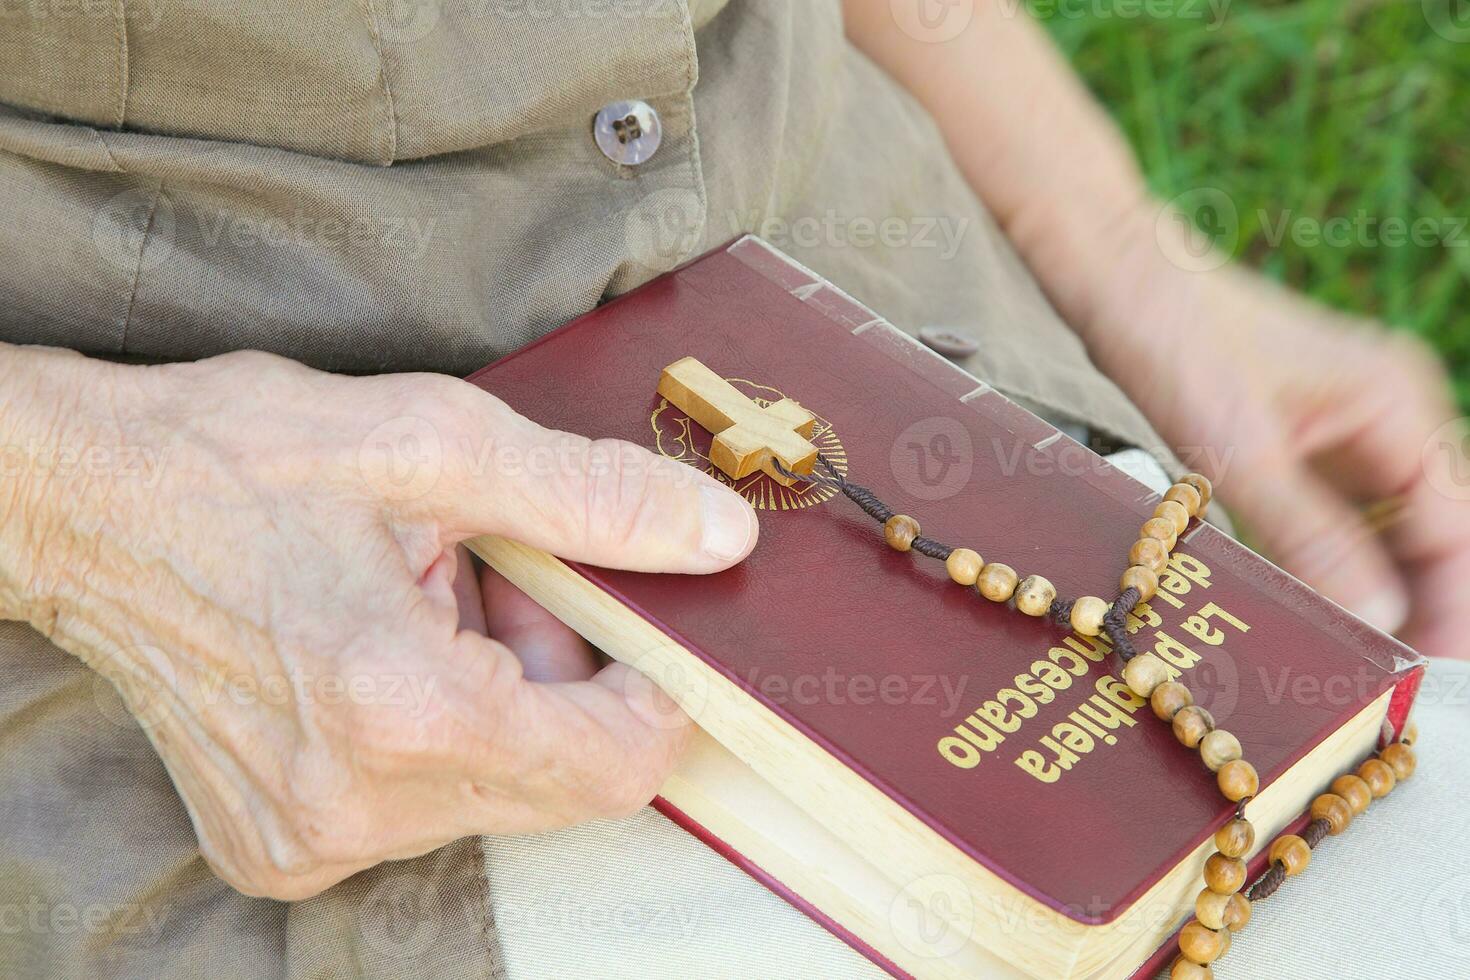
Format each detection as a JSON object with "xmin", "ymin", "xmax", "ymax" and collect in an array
[
  {"xmin": 919, "ymin": 326, "xmax": 980, "ymax": 359},
  {"xmin": 593, "ymin": 100, "xmax": 662, "ymax": 166}
]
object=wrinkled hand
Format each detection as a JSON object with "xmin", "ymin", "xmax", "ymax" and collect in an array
[
  {"xmin": 1088, "ymin": 227, "xmax": 1470, "ymax": 659},
  {"xmin": 0, "ymin": 347, "xmax": 758, "ymax": 899}
]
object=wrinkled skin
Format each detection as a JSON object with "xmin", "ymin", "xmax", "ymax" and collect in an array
[
  {"xmin": 1090, "ymin": 224, "xmax": 1469, "ymax": 660},
  {"xmin": 846, "ymin": 0, "xmax": 1470, "ymax": 662},
  {"xmin": 0, "ymin": 346, "xmax": 759, "ymax": 900}
]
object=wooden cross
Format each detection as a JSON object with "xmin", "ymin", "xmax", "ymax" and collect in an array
[{"xmin": 657, "ymin": 357, "xmax": 818, "ymax": 486}]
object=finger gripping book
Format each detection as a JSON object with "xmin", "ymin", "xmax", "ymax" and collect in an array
[{"xmin": 464, "ymin": 237, "xmax": 1423, "ymax": 980}]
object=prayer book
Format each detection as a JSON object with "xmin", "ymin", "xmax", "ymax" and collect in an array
[{"xmin": 464, "ymin": 237, "xmax": 1424, "ymax": 979}]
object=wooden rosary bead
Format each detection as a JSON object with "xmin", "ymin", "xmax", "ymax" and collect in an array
[
  {"xmin": 1122, "ymin": 653, "xmax": 1171, "ymax": 698},
  {"xmin": 1015, "ymin": 575, "xmax": 1057, "ymax": 617},
  {"xmin": 976, "ymin": 562, "xmax": 1018, "ymax": 602},
  {"xmin": 1194, "ymin": 888, "xmax": 1233, "ymax": 931},
  {"xmin": 1070, "ymin": 595, "xmax": 1110, "ymax": 636},
  {"xmin": 1330, "ymin": 774, "xmax": 1373, "ymax": 815},
  {"xmin": 1217, "ymin": 760, "xmax": 1259, "ymax": 803},
  {"xmin": 1268, "ymin": 834, "xmax": 1311, "ymax": 877},
  {"xmin": 1165, "ymin": 482, "xmax": 1203, "ymax": 517},
  {"xmin": 1155, "ymin": 499, "xmax": 1191, "ymax": 536},
  {"xmin": 1223, "ymin": 891, "xmax": 1251, "ymax": 932},
  {"xmin": 945, "ymin": 548, "xmax": 983, "ymax": 586},
  {"xmin": 1121, "ymin": 564, "xmax": 1160, "ymax": 602},
  {"xmin": 1150, "ymin": 681, "xmax": 1194, "ymax": 722},
  {"xmin": 1309, "ymin": 793, "xmax": 1354, "ymax": 836},
  {"xmin": 1172, "ymin": 705, "xmax": 1215, "ymax": 749},
  {"xmin": 1402, "ymin": 720, "xmax": 1419, "ymax": 746},
  {"xmin": 1180, "ymin": 473, "xmax": 1213, "ymax": 511},
  {"xmin": 1193, "ymin": 728, "xmax": 1240, "ymax": 775},
  {"xmin": 1381, "ymin": 742, "xmax": 1416, "ymax": 782},
  {"xmin": 1141, "ymin": 516, "xmax": 1179, "ymax": 551},
  {"xmin": 1178, "ymin": 920, "xmax": 1229, "ymax": 965},
  {"xmin": 1204, "ymin": 852, "xmax": 1247, "ymax": 894},
  {"xmin": 1358, "ymin": 758, "xmax": 1396, "ymax": 798},
  {"xmin": 1213, "ymin": 818, "xmax": 1255, "ymax": 859},
  {"xmin": 883, "ymin": 515, "xmax": 920, "ymax": 552},
  {"xmin": 1169, "ymin": 957, "xmax": 1213, "ymax": 980},
  {"xmin": 1196, "ymin": 888, "xmax": 1251, "ymax": 933},
  {"xmin": 1199, "ymin": 729, "xmax": 1243, "ymax": 772},
  {"xmin": 1129, "ymin": 536, "xmax": 1170, "ymax": 573}
]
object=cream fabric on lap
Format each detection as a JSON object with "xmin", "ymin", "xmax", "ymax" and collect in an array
[{"xmin": 484, "ymin": 807, "xmax": 883, "ymax": 978}]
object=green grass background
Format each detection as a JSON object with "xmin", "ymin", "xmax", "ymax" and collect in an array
[{"xmin": 1038, "ymin": 0, "xmax": 1470, "ymax": 404}]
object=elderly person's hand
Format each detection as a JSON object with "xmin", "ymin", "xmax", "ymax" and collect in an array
[
  {"xmin": 847, "ymin": 2, "xmax": 1469, "ymax": 661},
  {"xmin": 0, "ymin": 344, "xmax": 758, "ymax": 900},
  {"xmin": 1088, "ymin": 216, "xmax": 1470, "ymax": 660}
]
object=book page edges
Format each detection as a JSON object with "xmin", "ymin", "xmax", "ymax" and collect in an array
[
  {"xmin": 658, "ymin": 693, "xmax": 1390, "ymax": 980},
  {"xmin": 466, "ymin": 534, "xmax": 1395, "ymax": 979}
]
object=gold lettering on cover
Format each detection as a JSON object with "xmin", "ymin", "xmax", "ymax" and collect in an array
[
  {"xmin": 1053, "ymin": 722, "xmax": 1095, "ymax": 755},
  {"xmin": 1095, "ymin": 675, "xmax": 1146, "ymax": 712},
  {"xmin": 1037, "ymin": 735, "xmax": 1082, "ymax": 771},
  {"xmin": 1158, "ymin": 569, "xmax": 1193, "ymax": 600},
  {"xmin": 1129, "ymin": 603, "xmax": 1164, "ymax": 630},
  {"xmin": 973, "ymin": 699, "xmax": 1025, "ymax": 734},
  {"xmin": 1158, "ymin": 555, "xmax": 1213, "ymax": 604},
  {"xmin": 1150, "ymin": 587, "xmax": 1186, "ymax": 610},
  {"xmin": 1031, "ymin": 660, "xmax": 1073, "ymax": 692},
  {"xmin": 1064, "ymin": 705, "xmax": 1117, "ymax": 743},
  {"xmin": 1015, "ymin": 673, "xmax": 1056, "ymax": 705},
  {"xmin": 935, "ymin": 557, "xmax": 1250, "ymax": 781},
  {"xmin": 1063, "ymin": 634, "xmax": 1109, "ymax": 664},
  {"xmin": 1070, "ymin": 709, "xmax": 1114, "ymax": 744},
  {"xmin": 1013, "ymin": 681, "xmax": 1150, "ymax": 783},
  {"xmin": 1181, "ymin": 600, "xmax": 1252, "ymax": 646},
  {"xmin": 1078, "ymin": 696, "xmax": 1138, "ymax": 736},
  {"xmin": 1181, "ymin": 616, "xmax": 1227, "ymax": 646},
  {"xmin": 1014, "ymin": 750, "xmax": 1062, "ymax": 783},
  {"xmin": 1048, "ymin": 645, "xmax": 1090, "ymax": 677},
  {"xmin": 938, "ymin": 736, "xmax": 982, "ymax": 769},
  {"xmin": 1171, "ymin": 554, "xmax": 1214, "ymax": 588},
  {"xmin": 1152, "ymin": 630, "xmax": 1202, "ymax": 672},
  {"xmin": 1200, "ymin": 600, "xmax": 1249, "ymax": 632},
  {"xmin": 996, "ymin": 688, "xmax": 1038, "ymax": 721},
  {"xmin": 958, "ymin": 718, "xmax": 1005, "ymax": 752}
]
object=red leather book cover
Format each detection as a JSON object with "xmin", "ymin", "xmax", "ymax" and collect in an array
[{"xmin": 465, "ymin": 237, "xmax": 1422, "ymax": 931}]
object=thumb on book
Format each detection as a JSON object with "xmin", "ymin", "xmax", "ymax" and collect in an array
[{"xmin": 428, "ymin": 400, "xmax": 759, "ymax": 573}]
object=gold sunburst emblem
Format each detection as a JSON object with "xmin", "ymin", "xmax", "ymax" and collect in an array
[{"xmin": 651, "ymin": 377, "xmax": 848, "ymax": 511}]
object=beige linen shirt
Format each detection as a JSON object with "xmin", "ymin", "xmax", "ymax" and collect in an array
[{"xmin": 0, "ymin": 2, "xmax": 1177, "ymax": 978}]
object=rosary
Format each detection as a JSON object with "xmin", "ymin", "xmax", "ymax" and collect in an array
[{"xmin": 658, "ymin": 357, "xmax": 1420, "ymax": 979}]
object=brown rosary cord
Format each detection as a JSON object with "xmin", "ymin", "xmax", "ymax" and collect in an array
[
  {"xmin": 1247, "ymin": 818, "xmax": 1330, "ymax": 901},
  {"xmin": 768, "ymin": 451, "xmax": 1419, "ymax": 978},
  {"xmin": 773, "ymin": 454, "xmax": 1145, "ymax": 651}
]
